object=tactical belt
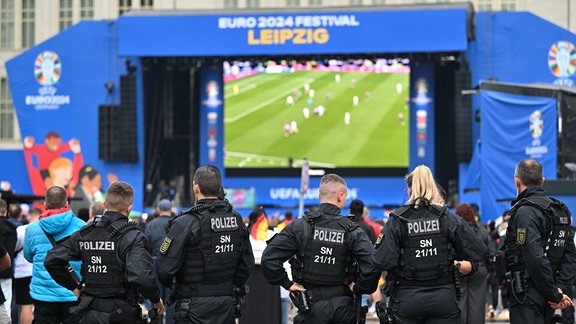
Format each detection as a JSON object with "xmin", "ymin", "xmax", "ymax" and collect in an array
[
  {"xmin": 306, "ymin": 285, "xmax": 352, "ymax": 301},
  {"xmin": 397, "ymin": 273, "xmax": 453, "ymax": 287},
  {"xmin": 177, "ymin": 282, "xmax": 233, "ymax": 298},
  {"xmin": 88, "ymin": 296, "xmax": 131, "ymax": 313}
]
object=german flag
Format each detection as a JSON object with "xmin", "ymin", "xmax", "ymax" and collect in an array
[{"xmin": 250, "ymin": 211, "xmax": 268, "ymax": 240}]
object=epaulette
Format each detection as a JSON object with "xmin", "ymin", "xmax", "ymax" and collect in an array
[
  {"xmin": 109, "ymin": 221, "xmax": 139, "ymax": 239},
  {"xmin": 338, "ymin": 217, "xmax": 358, "ymax": 232},
  {"xmin": 390, "ymin": 205, "xmax": 412, "ymax": 222}
]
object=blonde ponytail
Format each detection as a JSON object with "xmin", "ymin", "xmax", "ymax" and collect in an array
[{"xmin": 406, "ymin": 165, "xmax": 437, "ymax": 207}]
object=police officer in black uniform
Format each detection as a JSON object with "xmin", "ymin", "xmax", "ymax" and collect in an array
[
  {"xmin": 261, "ymin": 173, "xmax": 380, "ymax": 323},
  {"xmin": 503, "ymin": 158, "xmax": 576, "ymax": 324},
  {"xmin": 373, "ymin": 165, "xmax": 487, "ymax": 323},
  {"xmin": 156, "ymin": 164, "xmax": 254, "ymax": 324},
  {"xmin": 44, "ymin": 181, "xmax": 164, "ymax": 323}
]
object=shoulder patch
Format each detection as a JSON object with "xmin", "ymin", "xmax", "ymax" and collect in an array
[
  {"xmin": 375, "ymin": 233, "xmax": 384, "ymax": 248},
  {"xmin": 160, "ymin": 236, "xmax": 172, "ymax": 254},
  {"xmin": 517, "ymin": 228, "xmax": 526, "ymax": 245}
]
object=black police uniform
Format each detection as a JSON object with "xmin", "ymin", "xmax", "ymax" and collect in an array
[
  {"xmin": 44, "ymin": 211, "xmax": 161, "ymax": 324},
  {"xmin": 373, "ymin": 203, "xmax": 488, "ymax": 324},
  {"xmin": 156, "ymin": 198, "xmax": 254, "ymax": 324},
  {"xmin": 503, "ymin": 186, "xmax": 576, "ymax": 324},
  {"xmin": 261, "ymin": 203, "xmax": 380, "ymax": 324}
]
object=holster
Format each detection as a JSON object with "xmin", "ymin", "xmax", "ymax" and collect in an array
[
  {"xmin": 375, "ymin": 300, "xmax": 400, "ymax": 324},
  {"xmin": 289, "ymin": 291, "xmax": 312, "ymax": 314}
]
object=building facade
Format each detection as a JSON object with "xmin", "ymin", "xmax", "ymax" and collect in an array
[{"xmin": 0, "ymin": 0, "xmax": 574, "ymax": 148}]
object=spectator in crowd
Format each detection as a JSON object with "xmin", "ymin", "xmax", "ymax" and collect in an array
[
  {"xmin": 362, "ymin": 206, "xmax": 382, "ymax": 237},
  {"xmin": 0, "ymin": 240, "xmax": 12, "ymax": 324},
  {"xmin": 88, "ymin": 201, "xmax": 105, "ymax": 224},
  {"xmin": 349, "ymin": 199, "xmax": 376, "ymax": 243},
  {"xmin": 76, "ymin": 208, "xmax": 89, "ymax": 222},
  {"xmin": 0, "ymin": 199, "xmax": 16, "ymax": 318},
  {"xmin": 13, "ymin": 207, "xmax": 41, "ymax": 324},
  {"xmin": 276, "ymin": 210, "xmax": 293, "ymax": 232},
  {"xmin": 24, "ymin": 186, "xmax": 85, "ymax": 323},
  {"xmin": 455, "ymin": 203, "xmax": 495, "ymax": 324},
  {"xmin": 145, "ymin": 199, "xmax": 175, "ymax": 324},
  {"xmin": 8, "ymin": 204, "xmax": 23, "ymax": 227}
]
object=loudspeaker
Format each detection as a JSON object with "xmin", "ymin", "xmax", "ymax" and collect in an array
[
  {"xmin": 454, "ymin": 69, "xmax": 472, "ymax": 162},
  {"xmin": 98, "ymin": 104, "xmax": 118, "ymax": 161},
  {"xmin": 559, "ymin": 92, "xmax": 576, "ymax": 178},
  {"xmin": 118, "ymin": 75, "xmax": 138, "ymax": 162}
]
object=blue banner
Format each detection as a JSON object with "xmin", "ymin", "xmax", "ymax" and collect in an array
[
  {"xmin": 480, "ymin": 90, "xmax": 557, "ymax": 220},
  {"xmin": 198, "ymin": 64, "xmax": 225, "ymax": 170},
  {"xmin": 224, "ymin": 176, "xmax": 408, "ymax": 209},
  {"xmin": 409, "ymin": 61, "xmax": 435, "ymax": 172},
  {"xmin": 4, "ymin": 21, "xmax": 145, "ymax": 210},
  {"xmin": 117, "ymin": 9, "xmax": 468, "ymax": 56}
]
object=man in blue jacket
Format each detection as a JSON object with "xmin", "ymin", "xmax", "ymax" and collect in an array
[{"xmin": 24, "ymin": 186, "xmax": 85, "ymax": 324}]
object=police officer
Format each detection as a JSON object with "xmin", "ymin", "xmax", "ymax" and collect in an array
[
  {"xmin": 44, "ymin": 181, "xmax": 164, "ymax": 323},
  {"xmin": 156, "ymin": 165, "xmax": 254, "ymax": 324},
  {"xmin": 503, "ymin": 158, "xmax": 576, "ymax": 324},
  {"xmin": 373, "ymin": 165, "xmax": 487, "ymax": 323},
  {"xmin": 261, "ymin": 173, "xmax": 380, "ymax": 323}
]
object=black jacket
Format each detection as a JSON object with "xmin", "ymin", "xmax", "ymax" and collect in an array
[
  {"xmin": 156, "ymin": 199, "xmax": 255, "ymax": 289},
  {"xmin": 44, "ymin": 211, "xmax": 160, "ymax": 303},
  {"xmin": 0, "ymin": 217, "xmax": 16, "ymax": 279},
  {"xmin": 505, "ymin": 186, "xmax": 576, "ymax": 303},
  {"xmin": 373, "ymin": 204, "xmax": 488, "ymax": 275},
  {"xmin": 261, "ymin": 203, "xmax": 380, "ymax": 295}
]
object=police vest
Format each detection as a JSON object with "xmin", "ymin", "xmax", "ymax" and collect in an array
[
  {"xmin": 291, "ymin": 211, "xmax": 357, "ymax": 286},
  {"xmin": 394, "ymin": 204, "xmax": 452, "ymax": 282},
  {"xmin": 176, "ymin": 202, "xmax": 246, "ymax": 294},
  {"xmin": 77, "ymin": 218, "xmax": 138, "ymax": 297},
  {"xmin": 505, "ymin": 196, "xmax": 571, "ymax": 273}
]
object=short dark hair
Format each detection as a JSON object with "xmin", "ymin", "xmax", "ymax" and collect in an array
[
  {"xmin": 90, "ymin": 201, "xmax": 105, "ymax": 216},
  {"xmin": 284, "ymin": 210, "xmax": 293, "ymax": 220},
  {"xmin": 45, "ymin": 186, "xmax": 68, "ymax": 210},
  {"xmin": 349, "ymin": 199, "xmax": 364, "ymax": 217},
  {"xmin": 105, "ymin": 181, "xmax": 134, "ymax": 212},
  {"xmin": 514, "ymin": 158, "xmax": 543, "ymax": 187},
  {"xmin": 193, "ymin": 165, "xmax": 221, "ymax": 197},
  {"xmin": 435, "ymin": 182, "xmax": 446, "ymax": 200},
  {"xmin": 8, "ymin": 204, "xmax": 22, "ymax": 219},
  {"xmin": 77, "ymin": 208, "xmax": 90, "ymax": 222}
]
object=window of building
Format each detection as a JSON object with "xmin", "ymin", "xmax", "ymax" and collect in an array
[
  {"xmin": 59, "ymin": 0, "xmax": 73, "ymax": 31},
  {"xmin": 0, "ymin": 78, "xmax": 18, "ymax": 141},
  {"xmin": 246, "ymin": 0, "xmax": 260, "ymax": 8},
  {"xmin": 80, "ymin": 0, "xmax": 94, "ymax": 19},
  {"xmin": 412, "ymin": 0, "xmax": 427, "ymax": 4},
  {"xmin": 372, "ymin": 0, "xmax": 386, "ymax": 4},
  {"xmin": 224, "ymin": 0, "xmax": 238, "ymax": 8},
  {"xmin": 119, "ymin": 0, "xmax": 132, "ymax": 15},
  {"xmin": 501, "ymin": 0, "xmax": 516, "ymax": 11},
  {"xmin": 140, "ymin": 0, "xmax": 153, "ymax": 9},
  {"xmin": 22, "ymin": 0, "xmax": 34, "ymax": 48},
  {"xmin": 476, "ymin": 0, "xmax": 492, "ymax": 11},
  {"xmin": 1, "ymin": 0, "xmax": 15, "ymax": 49},
  {"xmin": 286, "ymin": 0, "xmax": 300, "ymax": 7},
  {"xmin": 349, "ymin": 0, "xmax": 363, "ymax": 5},
  {"xmin": 309, "ymin": 0, "xmax": 322, "ymax": 6}
]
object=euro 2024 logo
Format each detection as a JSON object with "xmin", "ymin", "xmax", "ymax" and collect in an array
[
  {"xmin": 34, "ymin": 51, "xmax": 61, "ymax": 86},
  {"xmin": 26, "ymin": 51, "xmax": 70, "ymax": 110},
  {"xmin": 526, "ymin": 110, "xmax": 548, "ymax": 158},
  {"xmin": 548, "ymin": 41, "xmax": 576, "ymax": 86}
]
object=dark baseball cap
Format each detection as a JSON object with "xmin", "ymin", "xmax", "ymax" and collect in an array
[{"xmin": 158, "ymin": 199, "xmax": 172, "ymax": 212}]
